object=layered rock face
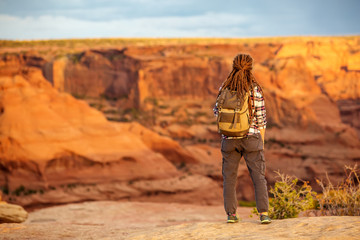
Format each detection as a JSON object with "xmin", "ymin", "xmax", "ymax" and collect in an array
[
  {"xmin": 0, "ymin": 37, "xmax": 359, "ymax": 208},
  {"xmin": 0, "ymin": 68, "xmax": 221, "ymax": 208},
  {"xmin": 3, "ymin": 39, "xmax": 358, "ymax": 133}
]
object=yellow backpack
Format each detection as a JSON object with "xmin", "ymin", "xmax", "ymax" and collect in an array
[{"xmin": 216, "ymin": 88, "xmax": 251, "ymax": 137}]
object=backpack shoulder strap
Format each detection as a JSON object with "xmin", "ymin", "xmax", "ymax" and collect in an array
[{"xmin": 217, "ymin": 88, "xmax": 228, "ymax": 109}]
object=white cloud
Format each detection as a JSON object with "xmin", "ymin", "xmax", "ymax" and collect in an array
[
  {"xmin": 1, "ymin": 0, "xmax": 358, "ymax": 39},
  {"xmin": 0, "ymin": 12, "xmax": 253, "ymax": 39}
]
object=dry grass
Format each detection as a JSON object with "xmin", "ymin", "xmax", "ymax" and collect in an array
[
  {"xmin": 251, "ymin": 165, "xmax": 360, "ymax": 219},
  {"xmin": 316, "ymin": 165, "xmax": 360, "ymax": 216}
]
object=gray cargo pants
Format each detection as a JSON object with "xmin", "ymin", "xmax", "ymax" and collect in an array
[{"xmin": 221, "ymin": 133, "xmax": 269, "ymax": 214}]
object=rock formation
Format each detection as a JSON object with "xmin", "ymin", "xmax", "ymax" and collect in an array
[
  {"xmin": 0, "ymin": 202, "xmax": 28, "ymax": 223},
  {"xmin": 2, "ymin": 39, "xmax": 359, "ymax": 132},
  {"xmin": 0, "ymin": 37, "xmax": 359, "ymax": 208},
  {"xmin": 0, "ymin": 67, "xmax": 221, "ymax": 208}
]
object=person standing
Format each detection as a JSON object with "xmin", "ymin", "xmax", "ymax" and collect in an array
[{"xmin": 213, "ymin": 53, "xmax": 271, "ymax": 224}]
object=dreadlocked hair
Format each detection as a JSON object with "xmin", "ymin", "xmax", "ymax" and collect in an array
[{"xmin": 219, "ymin": 53, "xmax": 264, "ymax": 122}]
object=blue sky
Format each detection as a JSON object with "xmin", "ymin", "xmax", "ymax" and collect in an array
[{"xmin": 0, "ymin": 0, "xmax": 359, "ymax": 40}]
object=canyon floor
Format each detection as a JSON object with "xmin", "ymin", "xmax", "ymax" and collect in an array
[{"xmin": 1, "ymin": 201, "xmax": 359, "ymax": 240}]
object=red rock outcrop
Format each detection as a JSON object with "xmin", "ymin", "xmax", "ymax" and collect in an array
[
  {"xmin": 42, "ymin": 40, "xmax": 360, "ymax": 138},
  {"xmin": 0, "ymin": 70, "xmax": 177, "ymax": 185},
  {"xmin": 2, "ymin": 40, "xmax": 359, "ymax": 133},
  {"xmin": 0, "ymin": 68, "xmax": 223, "ymax": 207}
]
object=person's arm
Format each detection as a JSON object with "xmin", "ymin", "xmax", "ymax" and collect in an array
[
  {"xmin": 213, "ymin": 86, "xmax": 222, "ymax": 118},
  {"xmin": 260, "ymin": 128, "xmax": 265, "ymax": 145},
  {"xmin": 254, "ymin": 87, "xmax": 267, "ymax": 146},
  {"xmin": 213, "ymin": 103, "xmax": 219, "ymax": 118}
]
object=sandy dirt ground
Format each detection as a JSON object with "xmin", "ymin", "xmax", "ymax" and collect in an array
[{"xmin": 0, "ymin": 201, "xmax": 359, "ymax": 240}]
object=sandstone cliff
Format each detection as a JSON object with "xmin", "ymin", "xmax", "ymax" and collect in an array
[
  {"xmin": 0, "ymin": 37, "xmax": 359, "ymax": 208},
  {"xmin": 1, "ymin": 39, "xmax": 359, "ymax": 132},
  {"xmin": 0, "ymin": 68, "xmax": 221, "ymax": 208}
]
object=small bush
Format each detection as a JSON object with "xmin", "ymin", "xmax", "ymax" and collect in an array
[
  {"xmin": 123, "ymin": 107, "xmax": 140, "ymax": 120},
  {"xmin": 89, "ymin": 103, "xmax": 104, "ymax": 111},
  {"xmin": 69, "ymin": 53, "xmax": 82, "ymax": 64},
  {"xmin": 67, "ymin": 183, "xmax": 77, "ymax": 189},
  {"xmin": 0, "ymin": 185, "xmax": 9, "ymax": 195},
  {"xmin": 71, "ymin": 93, "xmax": 86, "ymax": 99},
  {"xmin": 13, "ymin": 185, "xmax": 26, "ymax": 196},
  {"xmin": 265, "ymin": 171, "xmax": 316, "ymax": 219},
  {"xmin": 193, "ymin": 112, "xmax": 207, "ymax": 118},
  {"xmin": 316, "ymin": 165, "xmax": 360, "ymax": 216},
  {"xmin": 159, "ymin": 105, "xmax": 169, "ymax": 109},
  {"xmin": 104, "ymin": 109, "xmax": 119, "ymax": 114},
  {"xmin": 144, "ymin": 97, "xmax": 158, "ymax": 107},
  {"xmin": 24, "ymin": 189, "xmax": 37, "ymax": 195}
]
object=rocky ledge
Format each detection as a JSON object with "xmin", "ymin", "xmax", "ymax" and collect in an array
[{"xmin": 0, "ymin": 201, "xmax": 359, "ymax": 240}]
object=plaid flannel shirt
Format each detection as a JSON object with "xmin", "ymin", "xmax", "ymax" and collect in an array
[{"xmin": 213, "ymin": 86, "xmax": 267, "ymax": 139}]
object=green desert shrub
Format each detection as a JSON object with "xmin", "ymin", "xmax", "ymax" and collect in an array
[
  {"xmin": 0, "ymin": 185, "xmax": 9, "ymax": 195},
  {"xmin": 252, "ymin": 171, "xmax": 316, "ymax": 219},
  {"xmin": 316, "ymin": 165, "xmax": 360, "ymax": 216}
]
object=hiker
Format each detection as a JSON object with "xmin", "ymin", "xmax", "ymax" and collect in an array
[{"xmin": 213, "ymin": 53, "xmax": 271, "ymax": 224}]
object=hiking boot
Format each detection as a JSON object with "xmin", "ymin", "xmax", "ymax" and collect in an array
[
  {"xmin": 227, "ymin": 213, "xmax": 240, "ymax": 223},
  {"xmin": 260, "ymin": 214, "xmax": 271, "ymax": 224}
]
